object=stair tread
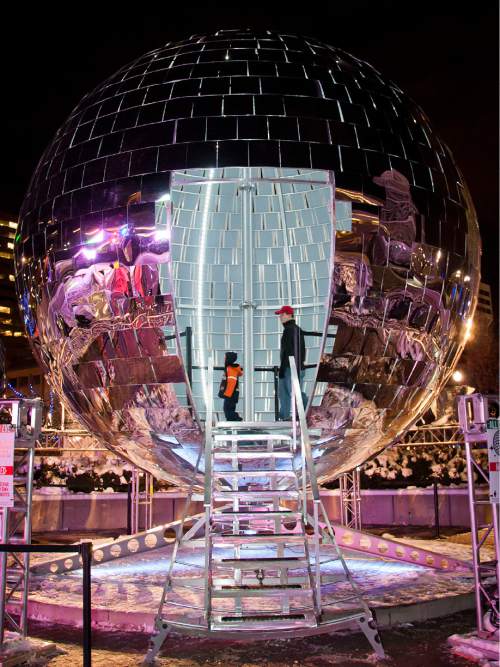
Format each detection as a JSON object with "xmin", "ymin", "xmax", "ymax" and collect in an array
[
  {"xmin": 213, "ymin": 490, "xmax": 298, "ymax": 498},
  {"xmin": 211, "ymin": 611, "xmax": 317, "ymax": 631},
  {"xmin": 215, "ymin": 557, "xmax": 307, "ymax": 568},
  {"xmin": 213, "ymin": 452, "xmax": 293, "ymax": 459},
  {"xmin": 212, "ymin": 510, "xmax": 301, "ymax": 518},
  {"xmin": 213, "ymin": 470, "xmax": 295, "ymax": 476},
  {"xmin": 212, "ymin": 533, "xmax": 305, "ymax": 544},
  {"xmin": 216, "ymin": 422, "xmax": 292, "ymax": 430},
  {"xmin": 214, "ymin": 434, "xmax": 292, "ymax": 442},
  {"xmin": 215, "ymin": 422, "xmax": 321, "ymax": 435}
]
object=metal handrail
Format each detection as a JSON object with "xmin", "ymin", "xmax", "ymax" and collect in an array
[
  {"xmin": 289, "ymin": 357, "xmax": 320, "ymax": 502},
  {"xmin": 289, "ymin": 356, "xmax": 322, "ymax": 616},
  {"xmin": 203, "ymin": 356, "xmax": 214, "ymax": 624},
  {"xmin": 289, "ymin": 357, "xmax": 373, "ymax": 620}
]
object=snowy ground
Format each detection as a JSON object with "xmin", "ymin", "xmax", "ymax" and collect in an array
[
  {"xmin": 24, "ymin": 533, "xmax": 492, "ymax": 628},
  {"xmin": 13, "ymin": 533, "xmax": 494, "ymax": 665},
  {"xmin": 26, "ymin": 611, "xmax": 480, "ymax": 666}
]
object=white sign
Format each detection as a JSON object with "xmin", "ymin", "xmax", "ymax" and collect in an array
[
  {"xmin": 0, "ymin": 429, "xmax": 15, "ymax": 508},
  {"xmin": 487, "ymin": 419, "xmax": 499, "ymax": 504}
]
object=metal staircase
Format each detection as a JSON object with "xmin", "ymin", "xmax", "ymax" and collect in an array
[{"xmin": 144, "ymin": 359, "xmax": 384, "ymax": 663}]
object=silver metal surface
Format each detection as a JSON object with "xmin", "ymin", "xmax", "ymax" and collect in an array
[{"xmin": 15, "ymin": 32, "xmax": 480, "ymax": 489}]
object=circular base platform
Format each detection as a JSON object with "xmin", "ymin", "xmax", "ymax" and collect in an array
[{"xmin": 23, "ymin": 537, "xmax": 479, "ymax": 634}]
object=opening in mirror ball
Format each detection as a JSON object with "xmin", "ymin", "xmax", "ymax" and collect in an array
[{"xmin": 15, "ymin": 29, "xmax": 480, "ymax": 489}]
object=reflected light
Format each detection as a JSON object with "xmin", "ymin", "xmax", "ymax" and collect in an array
[
  {"xmin": 87, "ymin": 230, "xmax": 104, "ymax": 245},
  {"xmin": 154, "ymin": 229, "xmax": 170, "ymax": 241},
  {"xmin": 197, "ymin": 169, "xmax": 214, "ymax": 406},
  {"xmin": 82, "ymin": 248, "xmax": 97, "ymax": 260},
  {"xmin": 465, "ymin": 317, "xmax": 473, "ymax": 341},
  {"xmin": 157, "ymin": 193, "xmax": 171, "ymax": 203},
  {"xmin": 452, "ymin": 370, "xmax": 464, "ymax": 383}
]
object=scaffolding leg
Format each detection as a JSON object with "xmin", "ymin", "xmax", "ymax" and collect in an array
[
  {"xmin": 143, "ymin": 620, "xmax": 171, "ymax": 665},
  {"xmin": 339, "ymin": 468, "xmax": 361, "ymax": 530},
  {"xmin": 357, "ymin": 614, "xmax": 385, "ymax": 659}
]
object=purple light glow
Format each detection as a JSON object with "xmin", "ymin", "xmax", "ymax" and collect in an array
[
  {"xmin": 82, "ymin": 248, "xmax": 97, "ymax": 260},
  {"xmin": 86, "ymin": 230, "xmax": 104, "ymax": 245}
]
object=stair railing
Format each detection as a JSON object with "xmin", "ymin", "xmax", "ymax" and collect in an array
[
  {"xmin": 289, "ymin": 356, "xmax": 322, "ymax": 618},
  {"xmin": 203, "ymin": 356, "xmax": 214, "ymax": 625}
]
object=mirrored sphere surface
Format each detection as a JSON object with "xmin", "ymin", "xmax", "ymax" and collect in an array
[{"xmin": 15, "ymin": 30, "xmax": 481, "ymax": 488}]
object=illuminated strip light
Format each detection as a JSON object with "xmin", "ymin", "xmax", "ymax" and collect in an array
[
  {"xmin": 197, "ymin": 169, "xmax": 214, "ymax": 408},
  {"xmin": 7, "ymin": 382, "xmax": 24, "ymax": 398}
]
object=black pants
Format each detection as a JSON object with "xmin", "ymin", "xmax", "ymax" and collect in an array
[{"xmin": 223, "ymin": 391, "xmax": 242, "ymax": 421}]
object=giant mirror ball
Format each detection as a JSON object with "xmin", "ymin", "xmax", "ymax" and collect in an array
[{"xmin": 15, "ymin": 30, "xmax": 481, "ymax": 489}]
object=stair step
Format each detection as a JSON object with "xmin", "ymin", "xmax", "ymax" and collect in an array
[
  {"xmin": 169, "ymin": 575, "xmax": 310, "ymax": 589},
  {"xmin": 213, "ymin": 470, "xmax": 296, "ymax": 478},
  {"xmin": 214, "ymin": 557, "xmax": 307, "ymax": 569},
  {"xmin": 212, "ymin": 584, "xmax": 311, "ymax": 598},
  {"xmin": 215, "ymin": 422, "xmax": 322, "ymax": 435},
  {"xmin": 212, "ymin": 510, "xmax": 301, "ymax": 521},
  {"xmin": 5, "ymin": 567, "xmax": 24, "ymax": 577},
  {"xmin": 213, "ymin": 490, "xmax": 299, "ymax": 501},
  {"xmin": 3, "ymin": 537, "xmax": 28, "ymax": 544},
  {"xmin": 214, "ymin": 434, "xmax": 292, "ymax": 442},
  {"xmin": 211, "ymin": 611, "xmax": 317, "ymax": 631},
  {"xmin": 212, "ymin": 533, "xmax": 305, "ymax": 545},
  {"xmin": 215, "ymin": 422, "xmax": 292, "ymax": 431},
  {"xmin": 213, "ymin": 451, "xmax": 293, "ymax": 460}
]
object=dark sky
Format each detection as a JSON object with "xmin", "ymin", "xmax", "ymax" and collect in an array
[{"xmin": 2, "ymin": 3, "xmax": 498, "ymax": 309}]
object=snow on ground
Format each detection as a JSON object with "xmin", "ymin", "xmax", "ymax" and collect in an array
[
  {"xmin": 24, "ymin": 536, "xmax": 479, "ymax": 624},
  {"xmin": 25, "ymin": 611, "xmax": 481, "ymax": 666}
]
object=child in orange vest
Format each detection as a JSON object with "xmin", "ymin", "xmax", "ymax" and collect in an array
[{"xmin": 218, "ymin": 352, "xmax": 243, "ymax": 421}]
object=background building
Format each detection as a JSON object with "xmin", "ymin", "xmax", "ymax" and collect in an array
[
  {"xmin": 476, "ymin": 282, "xmax": 494, "ymax": 323},
  {"xmin": 456, "ymin": 280, "xmax": 498, "ymax": 395},
  {"xmin": 0, "ymin": 212, "xmax": 43, "ymax": 396}
]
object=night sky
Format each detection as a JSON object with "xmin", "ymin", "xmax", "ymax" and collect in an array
[{"xmin": 1, "ymin": 4, "xmax": 498, "ymax": 311}]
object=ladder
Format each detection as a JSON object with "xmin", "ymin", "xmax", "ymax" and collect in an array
[{"xmin": 145, "ymin": 359, "xmax": 384, "ymax": 662}]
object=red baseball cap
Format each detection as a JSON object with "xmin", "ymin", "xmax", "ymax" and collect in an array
[{"xmin": 275, "ymin": 305, "xmax": 294, "ymax": 315}]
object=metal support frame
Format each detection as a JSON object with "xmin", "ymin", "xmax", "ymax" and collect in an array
[
  {"xmin": 131, "ymin": 468, "xmax": 154, "ymax": 534},
  {"xmin": 0, "ymin": 542, "xmax": 92, "ymax": 666},
  {"xmin": 458, "ymin": 393, "xmax": 499, "ymax": 636},
  {"xmin": 339, "ymin": 468, "xmax": 362, "ymax": 530},
  {"xmin": 0, "ymin": 398, "xmax": 42, "ymax": 643},
  {"xmin": 240, "ymin": 170, "xmax": 256, "ymax": 422},
  {"xmin": 144, "ymin": 357, "xmax": 385, "ymax": 663},
  {"xmin": 401, "ymin": 423, "xmax": 463, "ymax": 446}
]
